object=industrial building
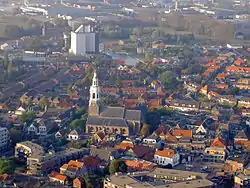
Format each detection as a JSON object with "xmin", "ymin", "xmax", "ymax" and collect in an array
[{"xmin": 69, "ymin": 24, "xmax": 99, "ymax": 56}]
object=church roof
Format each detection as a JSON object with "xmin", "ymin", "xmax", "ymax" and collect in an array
[
  {"xmin": 124, "ymin": 109, "xmax": 141, "ymax": 121},
  {"xmin": 87, "ymin": 116, "xmax": 128, "ymax": 127},
  {"xmin": 99, "ymin": 106, "xmax": 141, "ymax": 121},
  {"xmin": 100, "ymin": 107, "xmax": 125, "ymax": 118}
]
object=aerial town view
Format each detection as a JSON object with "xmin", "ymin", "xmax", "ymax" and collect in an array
[{"xmin": 0, "ymin": 0, "xmax": 249, "ymax": 187}]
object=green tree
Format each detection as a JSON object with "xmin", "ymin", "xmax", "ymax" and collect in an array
[
  {"xmin": 82, "ymin": 174, "xmax": 94, "ymax": 188},
  {"xmin": 4, "ymin": 25, "xmax": 23, "ymax": 38},
  {"xmin": 27, "ymin": 37, "xmax": 44, "ymax": 50},
  {"xmin": 3, "ymin": 52, "xmax": 9, "ymax": 67},
  {"xmin": 100, "ymin": 95, "xmax": 118, "ymax": 106},
  {"xmin": 0, "ymin": 157, "xmax": 14, "ymax": 174},
  {"xmin": 9, "ymin": 129, "xmax": 22, "ymax": 145},
  {"xmin": 115, "ymin": 76, "xmax": 122, "ymax": 88},
  {"xmin": 144, "ymin": 51, "xmax": 153, "ymax": 61},
  {"xmin": 54, "ymin": 18, "xmax": 68, "ymax": 27},
  {"xmin": 67, "ymin": 85, "xmax": 73, "ymax": 96},
  {"xmin": 130, "ymin": 34, "xmax": 137, "ymax": 42},
  {"xmin": 140, "ymin": 124, "xmax": 150, "ymax": 137},
  {"xmin": 73, "ymin": 108, "xmax": 87, "ymax": 119},
  {"xmin": 70, "ymin": 119, "xmax": 85, "ymax": 130},
  {"xmin": 159, "ymin": 71, "xmax": 178, "ymax": 89},
  {"xmin": 19, "ymin": 111, "xmax": 36, "ymax": 124},
  {"xmin": 38, "ymin": 97, "xmax": 49, "ymax": 110},
  {"xmin": 27, "ymin": 98, "xmax": 33, "ymax": 107},
  {"xmin": 86, "ymin": 137, "xmax": 96, "ymax": 147},
  {"xmin": 134, "ymin": 26, "xmax": 143, "ymax": 37},
  {"xmin": 109, "ymin": 159, "xmax": 127, "ymax": 174}
]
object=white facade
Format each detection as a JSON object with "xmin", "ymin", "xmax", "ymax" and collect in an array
[
  {"xmin": 70, "ymin": 31, "xmax": 86, "ymax": 55},
  {"xmin": 0, "ymin": 127, "xmax": 9, "ymax": 151},
  {"xmin": 27, "ymin": 123, "xmax": 47, "ymax": 137},
  {"xmin": 67, "ymin": 130, "xmax": 79, "ymax": 141},
  {"xmin": 89, "ymin": 71, "xmax": 100, "ymax": 105},
  {"xmin": 154, "ymin": 149, "xmax": 180, "ymax": 167},
  {"xmin": 70, "ymin": 25, "xmax": 98, "ymax": 55}
]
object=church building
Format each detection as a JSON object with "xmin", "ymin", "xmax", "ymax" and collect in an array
[{"xmin": 85, "ymin": 71, "xmax": 142, "ymax": 136}]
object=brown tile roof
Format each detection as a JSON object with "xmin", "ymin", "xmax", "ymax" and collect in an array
[
  {"xmin": 133, "ymin": 145, "xmax": 155, "ymax": 161},
  {"xmin": 49, "ymin": 171, "xmax": 67, "ymax": 181},
  {"xmin": 68, "ymin": 160, "xmax": 84, "ymax": 168},
  {"xmin": 153, "ymin": 124, "xmax": 167, "ymax": 136},
  {"xmin": 172, "ymin": 129, "xmax": 192, "ymax": 138},
  {"xmin": 0, "ymin": 174, "xmax": 10, "ymax": 182},
  {"xmin": 125, "ymin": 160, "xmax": 156, "ymax": 171},
  {"xmin": 210, "ymin": 137, "xmax": 226, "ymax": 148},
  {"xmin": 147, "ymin": 99, "xmax": 162, "ymax": 109},
  {"xmin": 115, "ymin": 142, "xmax": 134, "ymax": 150},
  {"xmin": 215, "ymin": 83, "xmax": 228, "ymax": 89},
  {"xmin": 83, "ymin": 156, "xmax": 101, "ymax": 168},
  {"xmin": 95, "ymin": 130, "xmax": 106, "ymax": 140},
  {"xmin": 165, "ymin": 133, "xmax": 178, "ymax": 143},
  {"xmin": 234, "ymin": 58, "xmax": 244, "ymax": 66},
  {"xmin": 155, "ymin": 148, "xmax": 175, "ymax": 158}
]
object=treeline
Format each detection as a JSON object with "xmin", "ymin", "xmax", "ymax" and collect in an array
[{"xmin": 3, "ymin": 19, "xmax": 41, "ymax": 38}]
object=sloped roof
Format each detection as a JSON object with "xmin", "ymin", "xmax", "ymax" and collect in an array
[
  {"xmin": 87, "ymin": 116, "xmax": 128, "ymax": 127},
  {"xmin": 210, "ymin": 137, "xmax": 226, "ymax": 148},
  {"xmin": 83, "ymin": 156, "xmax": 101, "ymax": 168},
  {"xmin": 49, "ymin": 171, "xmax": 67, "ymax": 181},
  {"xmin": 115, "ymin": 142, "xmax": 134, "ymax": 150},
  {"xmin": 172, "ymin": 129, "xmax": 192, "ymax": 138},
  {"xmin": 68, "ymin": 160, "xmax": 84, "ymax": 168},
  {"xmin": 235, "ymin": 130, "xmax": 248, "ymax": 139},
  {"xmin": 100, "ymin": 107, "xmax": 125, "ymax": 118},
  {"xmin": 155, "ymin": 148, "xmax": 175, "ymax": 159}
]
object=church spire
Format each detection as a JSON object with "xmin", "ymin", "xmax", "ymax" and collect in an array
[{"xmin": 88, "ymin": 70, "xmax": 100, "ymax": 115}]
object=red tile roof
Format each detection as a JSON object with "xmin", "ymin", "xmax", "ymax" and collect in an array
[
  {"xmin": 172, "ymin": 129, "xmax": 192, "ymax": 138},
  {"xmin": 210, "ymin": 137, "xmax": 226, "ymax": 148},
  {"xmin": 68, "ymin": 160, "xmax": 84, "ymax": 168},
  {"xmin": 83, "ymin": 156, "xmax": 101, "ymax": 168},
  {"xmin": 234, "ymin": 59, "xmax": 244, "ymax": 66},
  {"xmin": 115, "ymin": 142, "xmax": 134, "ymax": 150},
  {"xmin": 155, "ymin": 148, "xmax": 175, "ymax": 158},
  {"xmin": 49, "ymin": 171, "xmax": 67, "ymax": 181}
]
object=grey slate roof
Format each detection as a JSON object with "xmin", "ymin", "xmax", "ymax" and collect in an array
[
  {"xmin": 124, "ymin": 110, "xmax": 141, "ymax": 121},
  {"xmin": 87, "ymin": 116, "xmax": 128, "ymax": 127},
  {"xmin": 100, "ymin": 107, "xmax": 125, "ymax": 118},
  {"xmin": 99, "ymin": 107, "xmax": 141, "ymax": 121},
  {"xmin": 87, "ymin": 106, "xmax": 141, "ymax": 127}
]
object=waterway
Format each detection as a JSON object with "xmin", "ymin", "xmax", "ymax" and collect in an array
[{"xmin": 106, "ymin": 52, "xmax": 139, "ymax": 66}]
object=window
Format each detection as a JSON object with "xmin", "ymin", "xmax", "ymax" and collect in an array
[{"xmin": 92, "ymin": 93, "xmax": 95, "ymax": 99}]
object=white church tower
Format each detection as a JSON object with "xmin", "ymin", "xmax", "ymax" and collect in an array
[{"xmin": 88, "ymin": 70, "xmax": 100, "ymax": 116}]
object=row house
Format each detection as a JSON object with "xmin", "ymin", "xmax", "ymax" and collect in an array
[
  {"xmin": 184, "ymin": 81, "xmax": 200, "ymax": 92},
  {"xmin": 218, "ymin": 95, "xmax": 237, "ymax": 106},
  {"xmin": 168, "ymin": 100, "xmax": 212, "ymax": 112},
  {"xmin": 26, "ymin": 148, "xmax": 87, "ymax": 175},
  {"xmin": 203, "ymin": 147, "xmax": 227, "ymax": 162},
  {"xmin": 168, "ymin": 100, "xmax": 200, "ymax": 112},
  {"xmin": 235, "ymin": 78, "xmax": 250, "ymax": 90},
  {"xmin": 226, "ymin": 66, "xmax": 250, "ymax": 75},
  {"xmin": 121, "ymin": 87, "xmax": 147, "ymax": 95},
  {"xmin": 101, "ymin": 87, "xmax": 147, "ymax": 95},
  {"xmin": 124, "ymin": 159, "xmax": 157, "ymax": 172},
  {"xmin": 238, "ymin": 97, "xmax": 250, "ymax": 108},
  {"xmin": 27, "ymin": 118, "xmax": 47, "ymax": 137}
]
